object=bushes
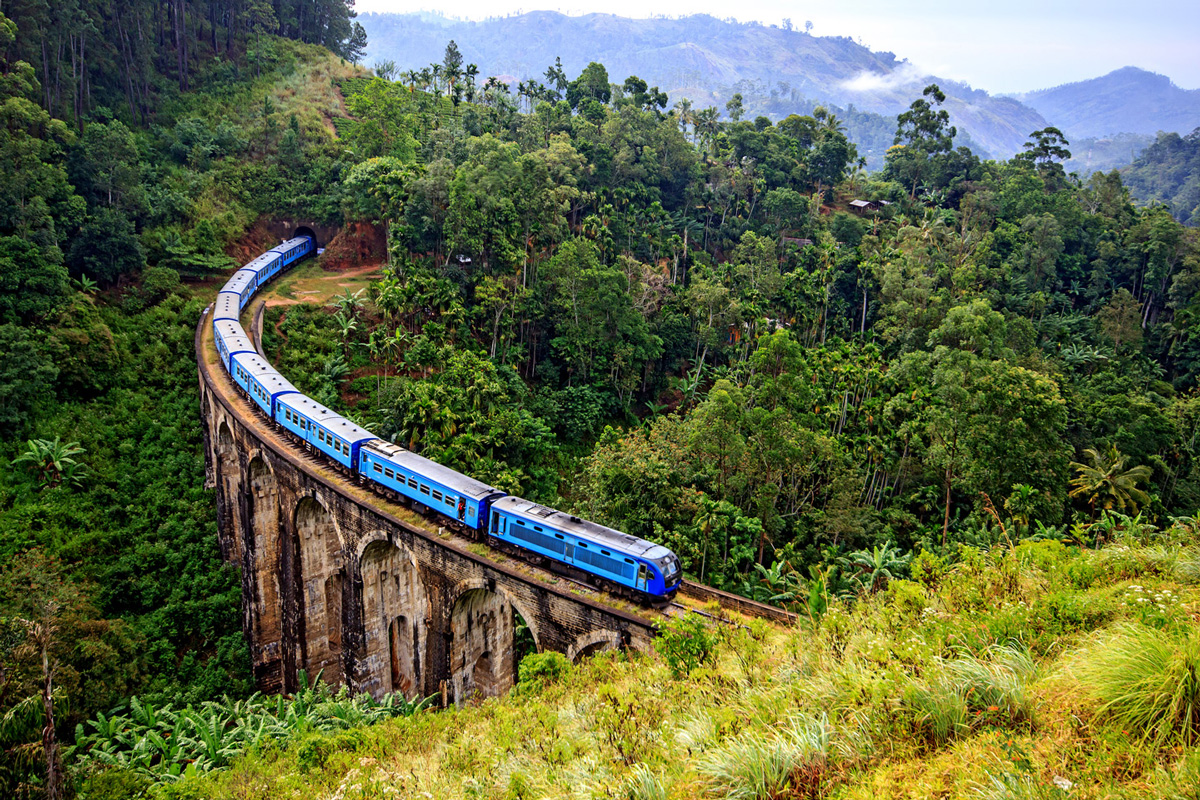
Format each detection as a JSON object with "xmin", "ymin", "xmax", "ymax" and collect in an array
[
  {"xmin": 1075, "ymin": 623, "xmax": 1200, "ymax": 748},
  {"xmin": 654, "ymin": 613, "xmax": 718, "ymax": 678},
  {"xmin": 517, "ymin": 652, "xmax": 570, "ymax": 691}
]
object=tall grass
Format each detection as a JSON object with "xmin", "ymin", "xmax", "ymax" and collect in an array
[
  {"xmin": 697, "ymin": 715, "xmax": 830, "ymax": 799},
  {"xmin": 1075, "ymin": 623, "xmax": 1200, "ymax": 747},
  {"xmin": 904, "ymin": 646, "xmax": 1038, "ymax": 749}
]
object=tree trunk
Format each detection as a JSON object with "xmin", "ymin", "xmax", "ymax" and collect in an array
[{"xmin": 41, "ymin": 639, "xmax": 62, "ymax": 800}]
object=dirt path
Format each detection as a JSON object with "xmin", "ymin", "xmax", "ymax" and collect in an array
[{"xmin": 263, "ymin": 261, "xmax": 384, "ymax": 308}]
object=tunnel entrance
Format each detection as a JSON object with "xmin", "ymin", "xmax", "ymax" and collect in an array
[{"xmin": 294, "ymin": 226, "xmax": 318, "ymax": 248}]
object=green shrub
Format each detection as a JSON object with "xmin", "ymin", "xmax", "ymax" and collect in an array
[
  {"xmin": 1029, "ymin": 590, "xmax": 1114, "ymax": 638},
  {"xmin": 1013, "ymin": 540, "xmax": 1069, "ymax": 572},
  {"xmin": 77, "ymin": 767, "xmax": 152, "ymax": 800},
  {"xmin": 518, "ymin": 651, "xmax": 571, "ymax": 690},
  {"xmin": 1076, "ymin": 623, "xmax": 1200, "ymax": 747},
  {"xmin": 654, "ymin": 613, "xmax": 717, "ymax": 678},
  {"xmin": 910, "ymin": 550, "xmax": 949, "ymax": 590},
  {"xmin": 593, "ymin": 683, "xmax": 659, "ymax": 765}
]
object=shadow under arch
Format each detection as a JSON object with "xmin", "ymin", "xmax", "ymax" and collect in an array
[
  {"xmin": 447, "ymin": 579, "xmax": 541, "ymax": 705},
  {"xmin": 244, "ymin": 453, "xmax": 282, "ymax": 684},
  {"xmin": 293, "ymin": 494, "xmax": 345, "ymax": 688},
  {"xmin": 359, "ymin": 536, "xmax": 429, "ymax": 698}
]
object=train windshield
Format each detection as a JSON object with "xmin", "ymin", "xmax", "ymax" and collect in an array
[{"xmin": 660, "ymin": 556, "xmax": 680, "ymax": 583}]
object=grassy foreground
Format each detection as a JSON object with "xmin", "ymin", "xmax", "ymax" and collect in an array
[{"xmin": 89, "ymin": 522, "xmax": 1200, "ymax": 800}]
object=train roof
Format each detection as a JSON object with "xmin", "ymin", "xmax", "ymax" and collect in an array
[
  {"xmin": 214, "ymin": 321, "xmax": 255, "ymax": 355},
  {"xmin": 244, "ymin": 252, "xmax": 280, "ymax": 277},
  {"xmin": 222, "ymin": 268, "xmax": 258, "ymax": 296},
  {"xmin": 276, "ymin": 393, "xmax": 342, "ymax": 424},
  {"xmin": 270, "ymin": 236, "xmax": 312, "ymax": 253},
  {"xmin": 213, "ymin": 292, "xmax": 241, "ymax": 321},
  {"xmin": 320, "ymin": 415, "xmax": 376, "ymax": 445},
  {"xmin": 231, "ymin": 352, "xmax": 300, "ymax": 397},
  {"xmin": 362, "ymin": 440, "xmax": 502, "ymax": 501},
  {"xmin": 491, "ymin": 496, "xmax": 669, "ymax": 559},
  {"xmin": 214, "ymin": 318, "xmax": 250, "ymax": 340}
]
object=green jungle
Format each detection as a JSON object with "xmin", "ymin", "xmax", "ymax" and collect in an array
[{"xmin": 1, "ymin": 3, "xmax": 1198, "ymax": 798}]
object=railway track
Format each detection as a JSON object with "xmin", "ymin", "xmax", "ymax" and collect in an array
[{"xmin": 237, "ymin": 295, "xmax": 800, "ymax": 629}]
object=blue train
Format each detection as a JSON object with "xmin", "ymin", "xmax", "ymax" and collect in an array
[{"xmin": 210, "ymin": 236, "xmax": 681, "ymax": 603}]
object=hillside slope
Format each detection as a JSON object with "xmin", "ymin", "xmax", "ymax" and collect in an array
[
  {"xmin": 360, "ymin": 11, "xmax": 1048, "ymax": 157},
  {"xmin": 1018, "ymin": 67, "xmax": 1200, "ymax": 139},
  {"xmin": 139, "ymin": 528, "xmax": 1200, "ymax": 799}
]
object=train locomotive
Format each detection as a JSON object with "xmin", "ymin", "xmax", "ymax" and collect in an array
[{"xmin": 210, "ymin": 235, "xmax": 682, "ymax": 604}]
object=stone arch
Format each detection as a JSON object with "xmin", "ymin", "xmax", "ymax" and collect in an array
[
  {"xmin": 568, "ymin": 629, "xmax": 622, "ymax": 663},
  {"xmin": 217, "ymin": 419, "xmax": 236, "ymax": 466},
  {"xmin": 245, "ymin": 454, "xmax": 281, "ymax": 683},
  {"xmin": 445, "ymin": 578, "xmax": 542, "ymax": 653},
  {"xmin": 215, "ymin": 419, "xmax": 240, "ymax": 560},
  {"xmin": 447, "ymin": 580, "xmax": 540, "ymax": 705},
  {"xmin": 294, "ymin": 494, "xmax": 345, "ymax": 687},
  {"xmin": 359, "ymin": 536, "xmax": 428, "ymax": 699}
]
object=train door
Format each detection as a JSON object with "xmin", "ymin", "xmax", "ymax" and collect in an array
[
  {"xmin": 636, "ymin": 564, "xmax": 649, "ymax": 592},
  {"xmin": 563, "ymin": 540, "xmax": 574, "ymax": 563}
]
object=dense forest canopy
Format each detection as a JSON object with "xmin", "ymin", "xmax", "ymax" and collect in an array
[{"xmin": 1, "ymin": 9, "xmax": 1200, "ymax": 798}]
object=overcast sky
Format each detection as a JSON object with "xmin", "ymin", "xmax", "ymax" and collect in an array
[{"xmin": 354, "ymin": 0, "xmax": 1200, "ymax": 94}]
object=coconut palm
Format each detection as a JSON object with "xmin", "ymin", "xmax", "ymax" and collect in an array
[{"xmin": 1069, "ymin": 445, "xmax": 1152, "ymax": 516}]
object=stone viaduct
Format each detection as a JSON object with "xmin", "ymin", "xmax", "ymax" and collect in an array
[{"xmin": 196, "ymin": 315, "xmax": 661, "ymax": 705}]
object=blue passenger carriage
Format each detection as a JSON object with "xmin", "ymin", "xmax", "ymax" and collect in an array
[
  {"xmin": 269, "ymin": 236, "xmax": 314, "ymax": 271},
  {"xmin": 223, "ymin": 269, "xmax": 260, "ymax": 310},
  {"xmin": 274, "ymin": 394, "xmax": 374, "ymax": 470},
  {"xmin": 489, "ymin": 497, "xmax": 682, "ymax": 600},
  {"xmin": 230, "ymin": 352, "xmax": 299, "ymax": 416},
  {"xmin": 357, "ymin": 440, "xmax": 505, "ymax": 532},
  {"xmin": 212, "ymin": 292, "xmax": 241, "ymax": 324},
  {"xmin": 213, "ymin": 320, "xmax": 256, "ymax": 371},
  {"xmin": 243, "ymin": 251, "xmax": 282, "ymax": 287}
]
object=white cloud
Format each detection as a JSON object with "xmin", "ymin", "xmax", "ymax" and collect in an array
[{"xmin": 838, "ymin": 62, "xmax": 927, "ymax": 94}]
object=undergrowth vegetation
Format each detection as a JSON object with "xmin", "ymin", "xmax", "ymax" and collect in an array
[{"xmin": 114, "ymin": 524, "xmax": 1200, "ymax": 800}]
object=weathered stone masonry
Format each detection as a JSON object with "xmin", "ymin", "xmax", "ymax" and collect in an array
[{"xmin": 197, "ymin": 320, "xmax": 657, "ymax": 704}]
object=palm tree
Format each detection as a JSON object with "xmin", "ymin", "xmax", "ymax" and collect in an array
[
  {"xmin": 331, "ymin": 287, "xmax": 366, "ymax": 318},
  {"xmin": 842, "ymin": 542, "xmax": 910, "ymax": 594},
  {"xmin": 1069, "ymin": 445, "xmax": 1152, "ymax": 516},
  {"xmin": 13, "ymin": 438, "xmax": 87, "ymax": 490},
  {"xmin": 333, "ymin": 311, "xmax": 358, "ymax": 355}
]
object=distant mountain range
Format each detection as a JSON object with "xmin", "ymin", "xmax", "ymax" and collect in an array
[
  {"xmin": 360, "ymin": 12, "xmax": 1200, "ymax": 167},
  {"xmin": 1015, "ymin": 67, "xmax": 1200, "ymax": 139}
]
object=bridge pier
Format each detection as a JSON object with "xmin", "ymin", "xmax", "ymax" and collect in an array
[{"xmin": 197, "ymin": 324, "xmax": 657, "ymax": 703}]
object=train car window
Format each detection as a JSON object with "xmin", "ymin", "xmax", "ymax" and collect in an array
[
  {"xmin": 408, "ymin": 477, "xmax": 418, "ymax": 488},
  {"xmin": 444, "ymin": 496, "xmax": 455, "ymax": 507},
  {"xmin": 555, "ymin": 533, "xmax": 565, "ymax": 539},
  {"xmin": 533, "ymin": 525, "xmax": 543, "ymax": 532},
  {"xmin": 420, "ymin": 485, "xmax": 430, "ymax": 496},
  {"xmin": 384, "ymin": 468, "xmax": 394, "ymax": 479},
  {"xmin": 577, "ymin": 541, "xmax": 588, "ymax": 548},
  {"xmin": 431, "ymin": 490, "xmax": 443, "ymax": 501},
  {"xmin": 373, "ymin": 463, "xmax": 382, "ymax": 474},
  {"xmin": 491, "ymin": 512, "xmax": 499, "ymax": 533},
  {"xmin": 624, "ymin": 558, "xmax": 635, "ymax": 564},
  {"xmin": 601, "ymin": 550, "xmax": 611, "ymax": 556}
]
